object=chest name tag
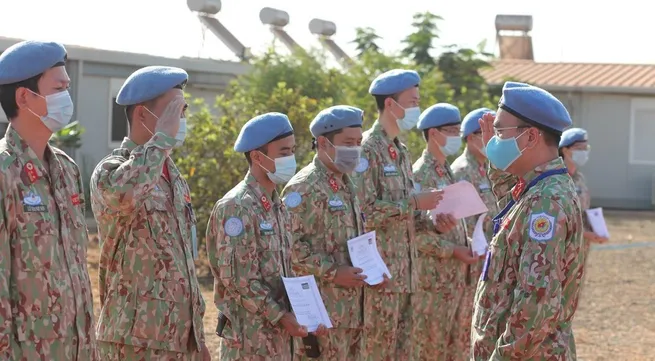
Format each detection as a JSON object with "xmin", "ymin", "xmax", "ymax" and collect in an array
[
  {"xmin": 479, "ymin": 182, "xmax": 491, "ymax": 193},
  {"xmin": 383, "ymin": 164, "xmax": 399, "ymax": 177},
  {"xmin": 328, "ymin": 196, "xmax": 346, "ymax": 212},
  {"xmin": 260, "ymin": 220, "xmax": 275, "ymax": 236}
]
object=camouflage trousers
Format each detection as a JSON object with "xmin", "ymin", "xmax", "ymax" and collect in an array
[
  {"xmin": 361, "ymin": 291, "xmax": 411, "ymax": 361},
  {"xmin": 98, "ymin": 342, "xmax": 201, "ymax": 361},
  {"xmin": 409, "ymin": 289, "xmax": 462, "ymax": 361},
  {"xmin": 293, "ymin": 328, "xmax": 361, "ymax": 361},
  {"xmin": 449, "ymin": 283, "xmax": 476, "ymax": 361},
  {"xmin": 219, "ymin": 340, "xmax": 292, "ymax": 361}
]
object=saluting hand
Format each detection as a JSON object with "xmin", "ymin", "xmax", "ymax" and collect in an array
[
  {"xmin": 154, "ymin": 96, "xmax": 186, "ymax": 139},
  {"xmin": 479, "ymin": 111, "xmax": 495, "ymax": 147}
]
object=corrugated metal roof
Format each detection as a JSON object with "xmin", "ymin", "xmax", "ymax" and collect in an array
[{"xmin": 481, "ymin": 60, "xmax": 655, "ymax": 94}]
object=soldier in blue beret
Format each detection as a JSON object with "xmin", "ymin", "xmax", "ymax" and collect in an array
[
  {"xmin": 472, "ymin": 82, "xmax": 585, "ymax": 360},
  {"xmin": 0, "ymin": 40, "xmax": 99, "ymax": 360},
  {"xmin": 89, "ymin": 66, "xmax": 211, "ymax": 360},
  {"xmin": 208, "ymin": 112, "xmax": 326, "ymax": 361},
  {"xmin": 559, "ymin": 127, "xmax": 608, "ymax": 264},
  {"xmin": 411, "ymin": 103, "xmax": 478, "ymax": 360},
  {"xmin": 354, "ymin": 69, "xmax": 443, "ymax": 360},
  {"xmin": 282, "ymin": 105, "xmax": 367, "ymax": 359}
]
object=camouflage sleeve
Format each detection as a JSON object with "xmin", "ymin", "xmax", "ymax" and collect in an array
[
  {"xmin": 488, "ymin": 163, "xmax": 517, "ymax": 209},
  {"xmin": 91, "ymin": 132, "xmax": 176, "ymax": 215},
  {"xmin": 354, "ymin": 147, "xmax": 413, "ymax": 228},
  {"xmin": 493, "ymin": 198, "xmax": 569, "ymax": 359},
  {"xmin": 0, "ymin": 185, "xmax": 11, "ymax": 354},
  {"xmin": 415, "ymin": 230, "xmax": 456, "ymax": 258},
  {"xmin": 207, "ymin": 202, "xmax": 287, "ymax": 325},
  {"xmin": 283, "ymin": 189, "xmax": 338, "ymax": 281}
]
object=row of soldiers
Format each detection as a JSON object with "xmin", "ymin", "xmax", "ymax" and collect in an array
[{"xmin": 0, "ymin": 39, "xmax": 594, "ymax": 361}]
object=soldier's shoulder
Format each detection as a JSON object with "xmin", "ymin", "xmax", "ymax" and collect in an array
[
  {"xmin": 284, "ymin": 162, "xmax": 317, "ymax": 192},
  {"xmin": 51, "ymin": 146, "xmax": 80, "ymax": 171},
  {"xmin": 0, "ymin": 139, "xmax": 17, "ymax": 170},
  {"xmin": 216, "ymin": 182, "xmax": 250, "ymax": 211},
  {"xmin": 449, "ymin": 154, "xmax": 468, "ymax": 173}
]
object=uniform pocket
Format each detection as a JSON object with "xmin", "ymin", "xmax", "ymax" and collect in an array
[{"xmin": 131, "ymin": 280, "xmax": 191, "ymax": 342}]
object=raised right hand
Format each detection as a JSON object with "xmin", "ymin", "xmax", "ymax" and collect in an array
[
  {"xmin": 479, "ymin": 111, "xmax": 495, "ymax": 147},
  {"xmin": 154, "ymin": 96, "xmax": 186, "ymax": 138}
]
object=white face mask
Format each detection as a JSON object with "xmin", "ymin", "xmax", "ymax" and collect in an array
[
  {"xmin": 175, "ymin": 118, "xmax": 187, "ymax": 147},
  {"xmin": 571, "ymin": 150, "xmax": 589, "ymax": 167},
  {"xmin": 326, "ymin": 139, "xmax": 362, "ymax": 174},
  {"xmin": 28, "ymin": 90, "xmax": 74, "ymax": 132},
  {"xmin": 441, "ymin": 136, "xmax": 462, "ymax": 156},
  {"xmin": 392, "ymin": 100, "xmax": 420, "ymax": 131},
  {"xmin": 260, "ymin": 154, "xmax": 297, "ymax": 184}
]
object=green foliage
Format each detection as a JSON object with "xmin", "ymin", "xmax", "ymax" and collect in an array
[
  {"xmin": 173, "ymin": 11, "xmax": 500, "ymax": 239},
  {"xmin": 49, "ymin": 120, "xmax": 85, "ymax": 149}
]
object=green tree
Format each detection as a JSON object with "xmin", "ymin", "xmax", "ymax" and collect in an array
[
  {"xmin": 351, "ymin": 27, "xmax": 382, "ymax": 57},
  {"xmin": 402, "ymin": 12, "xmax": 443, "ymax": 70}
]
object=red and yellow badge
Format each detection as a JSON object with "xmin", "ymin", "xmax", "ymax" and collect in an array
[
  {"xmin": 478, "ymin": 165, "xmax": 486, "ymax": 177},
  {"xmin": 184, "ymin": 193, "xmax": 191, "ymax": 204},
  {"xmin": 529, "ymin": 212, "xmax": 555, "ymax": 242},
  {"xmin": 435, "ymin": 165, "xmax": 445, "ymax": 177},
  {"xmin": 328, "ymin": 177, "xmax": 339, "ymax": 192},
  {"xmin": 71, "ymin": 194, "xmax": 82, "ymax": 206},
  {"xmin": 388, "ymin": 144, "xmax": 397, "ymax": 160},
  {"xmin": 24, "ymin": 161, "xmax": 39, "ymax": 184},
  {"xmin": 511, "ymin": 178, "xmax": 526, "ymax": 200},
  {"xmin": 260, "ymin": 195, "xmax": 272, "ymax": 212}
]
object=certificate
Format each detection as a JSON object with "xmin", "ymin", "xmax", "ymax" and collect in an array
[
  {"xmin": 347, "ymin": 231, "xmax": 392, "ymax": 285},
  {"xmin": 429, "ymin": 181, "xmax": 488, "ymax": 220},
  {"xmin": 282, "ymin": 275, "xmax": 333, "ymax": 332}
]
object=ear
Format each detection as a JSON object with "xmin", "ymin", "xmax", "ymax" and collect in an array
[
  {"xmin": 317, "ymin": 136, "xmax": 328, "ymax": 150},
  {"xmin": 527, "ymin": 128, "xmax": 541, "ymax": 149},
  {"xmin": 250, "ymin": 150, "xmax": 262, "ymax": 165},
  {"xmin": 385, "ymin": 97, "xmax": 395, "ymax": 110},
  {"xmin": 15, "ymin": 87, "xmax": 31, "ymax": 109},
  {"xmin": 134, "ymin": 105, "xmax": 147, "ymax": 123}
]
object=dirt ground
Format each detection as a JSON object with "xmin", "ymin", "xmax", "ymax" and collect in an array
[{"xmin": 86, "ymin": 209, "xmax": 655, "ymax": 360}]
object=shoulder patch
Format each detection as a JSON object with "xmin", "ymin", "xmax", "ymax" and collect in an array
[
  {"xmin": 355, "ymin": 157, "xmax": 369, "ymax": 173},
  {"xmin": 528, "ymin": 212, "xmax": 556, "ymax": 242},
  {"xmin": 284, "ymin": 192, "xmax": 302, "ymax": 208},
  {"xmin": 224, "ymin": 217, "xmax": 244, "ymax": 237}
]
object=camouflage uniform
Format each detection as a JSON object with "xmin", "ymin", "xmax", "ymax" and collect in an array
[
  {"xmin": 571, "ymin": 171, "xmax": 592, "ymax": 256},
  {"xmin": 450, "ymin": 148, "xmax": 499, "ymax": 360},
  {"xmin": 0, "ymin": 126, "xmax": 98, "ymax": 360},
  {"xmin": 411, "ymin": 149, "xmax": 469, "ymax": 361},
  {"xmin": 207, "ymin": 172, "xmax": 294, "ymax": 361},
  {"xmin": 282, "ymin": 156, "xmax": 366, "ymax": 360},
  {"xmin": 471, "ymin": 158, "xmax": 585, "ymax": 360},
  {"xmin": 90, "ymin": 134, "xmax": 205, "ymax": 359},
  {"xmin": 353, "ymin": 121, "xmax": 427, "ymax": 361}
]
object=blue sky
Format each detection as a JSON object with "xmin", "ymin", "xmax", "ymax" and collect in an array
[{"xmin": 2, "ymin": 0, "xmax": 651, "ymax": 64}]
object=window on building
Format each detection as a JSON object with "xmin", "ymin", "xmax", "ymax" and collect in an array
[
  {"xmin": 109, "ymin": 79, "xmax": 128, "ymax": 147},
  {"xmin": 630, "ymin": 98, "xmax": 655, "ymax": 165}
]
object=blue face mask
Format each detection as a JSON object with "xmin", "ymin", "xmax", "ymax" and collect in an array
[{"xmin": 484, "ymin": 131, "xmax": 528, "ymax": 171}]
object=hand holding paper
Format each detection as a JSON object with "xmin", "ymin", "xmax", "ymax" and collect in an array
[
  {"xmin": 347, "ymin": 231, "xmax": 392, "ymax": 286},
  {"xmin": 471, "ymin": 212, "xmax": 489, "ymax": 256},
  {"xmin": 429, "ymin": 181, "xmax": 488, "ymax": 221},
  {"xmin": 585, "ymin": 207, "xmax": 610, "ymax": 239},
  {"xmin": 282, "ymin": 275, "xmax": 333, "ymax": 333}
]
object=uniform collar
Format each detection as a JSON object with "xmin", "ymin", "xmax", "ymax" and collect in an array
[
  {"xmin": 5, "ymin": 125, "xmax": 63, "ymax": 184},
  {"xmin": 372, "ymin": 120, "xmax": 397, "ymax": 144},
  {"xmin": 245, "ymin": 171, "xmax": 280, "ymax": 206},
  {"xmin": 313, "ymin": 155, "xmax": 353, "ymax": 191},
  {"xmin": 522, "ymin": 157, "xmax": 567, "ymax": 185},
  {"xmin": 120, "ymin": 137, "xmax": 138, "ymax": 152}
]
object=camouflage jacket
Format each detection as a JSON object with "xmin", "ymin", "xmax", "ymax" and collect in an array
[
  {"xmin": 471, "ymin": 158, "xmax": 585, "ymax": 360},
  {"xmin": 451, "ymin": 149, "xmax": 500, "ymax": 281},
  {"xmin": 90, "ymin": 134, "xmax": 205, "ymax": 353},
  {"xmin": 0, "ymin": 126, "xmax": 97, "ymax": 360},
  {"xmin": 352, "ymin": 121, "xmax": 431, "ymax": 293},
  {"xmin": 282, "ymin": 156, "xmax": 366, "ymax": 329},
  {"xmin": 207, "ymin": 172, "xmax": 294, "ymax": 359},
  {"xmin": 412, "ymin": 149, "xmax": 469, "ymax": 290}
]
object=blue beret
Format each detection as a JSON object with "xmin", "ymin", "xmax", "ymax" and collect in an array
[
  {"xmin": 559, "ymin": 128, "xmax": 588, "ymax": 148},
  {"xmin": 499, "ymin": 81, "xmax": 572, "ymax": 134},
  {"xmin": 0, "ymin": 41, "xmax": 67, "ymax": 85},
  {"xmin": 310, "ymin": 105, "xmax": 363, "ymax": 137},
  {"xmin": 461, "ymin": 108, "xmax": 495, "ymax": 137},
  {"xmin": 234, "ymin": 112, "xmax": 294, "ymax": 152},
  {"xmin": 116, "ymin": 66, "xmax": 188, "ymax": 106},
  {"xmin": 417, "ymin": 103, "xmax": 461, "ymax": 131},
  {"xmin": 368, "ymin": 69, "xmax": 421, "ymax": 95}
]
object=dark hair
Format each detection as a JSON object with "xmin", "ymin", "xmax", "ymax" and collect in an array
[
  {"xmin": 373, "ymin": 85, "xmax": 419, "ymax": 112},
  {"xmin": 311, "ymin": 125, "xmax": 361, "ymax": 150},
  {"xmin": 422, "ymin": 123, "xmax": 460, "ymax": 142},
  {"xmin": 0, "ymin": 60, "xmax": 67, "ymax": 120},
  {"xmin": 125, "ymin": 81, "xmax": 186, "ymax": 125}
]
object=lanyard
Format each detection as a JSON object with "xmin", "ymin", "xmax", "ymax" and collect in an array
[{"xmin": 482, "ymin": 168, "xmax": 568, "ymax": 281}]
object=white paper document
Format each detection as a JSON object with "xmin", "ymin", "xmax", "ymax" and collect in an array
[
  {"xmin": 585, "ymin": 207, "xmax": 610, "ymax": 238},
  {"xmin": 347, "ymin": 231, "xmax": 392, "ymax": 285},
  {"xmin": 429, "ymin": 181, "xmax": 489, "ymax": 221},
  {"xmin": 471, "ymin": 212, "xmax": 489, "ymax": 256},
  {"xmin": 282, "ymin": 275, "xmax": 333, "ymax": 332}
]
